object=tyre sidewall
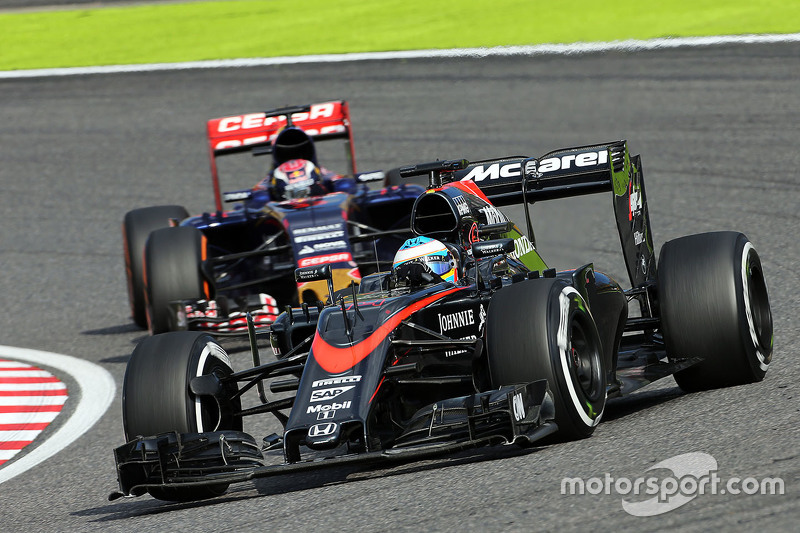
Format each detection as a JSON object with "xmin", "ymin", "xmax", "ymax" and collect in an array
[
  {"xmin": 122, "ymin": 332, "xmax": 237, "ymax": 441},
  {"xmin": 546, "ymin": 283, "xmax": 606, "ymax": 436},
  {"xmin": 659, "ymin": 232, "xmax": 772, "ymax": 389},
  {"xmin": 738, "ymin": 240, "xmax": 772, "ymax": 377},
  {"xmin": 487, "ymin": 279, "xmax": 606, "ymax": 439}
]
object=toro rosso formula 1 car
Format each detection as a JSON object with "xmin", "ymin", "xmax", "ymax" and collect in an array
[
  {"xmin": 122, "ymin": 101, "xmax": 422, "ymax": 334},
  {"xmin": 111, "ymin": 140, "xmax": 773, "ymax": 502}
]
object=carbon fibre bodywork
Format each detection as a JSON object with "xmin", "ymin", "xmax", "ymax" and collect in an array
[
  {"xmin": 174, "ymin": 182, "xmax": 423, "ymax": 329},
  {"xmin": 111, "ymin": 140, "xmax": 753, "ymax": 500}
]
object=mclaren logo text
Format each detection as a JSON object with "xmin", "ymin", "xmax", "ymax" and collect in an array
[
  {"xmin": 461, "ymin": 162, "xmax": 521, "ymax": 182},
  {"xmin": 537, "ymin": 150, "xmax": 609, "ymax": 173},
  {"xmin": 460, "ymin": 150, "xmax": 609, "ymax": 182}
]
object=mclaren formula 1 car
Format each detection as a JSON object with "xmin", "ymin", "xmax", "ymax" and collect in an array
[
  {"xmin": 122, "ymin": 100, "xmax": 423, "ymax": 335},
  {"xmin": 111, "ymin": 140, "xmax": 773, "ymax": 502}
]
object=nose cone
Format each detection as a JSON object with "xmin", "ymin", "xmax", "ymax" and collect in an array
[{"xmin": 305, "ymin": 421, "xmax": 341, "ymax": 450}]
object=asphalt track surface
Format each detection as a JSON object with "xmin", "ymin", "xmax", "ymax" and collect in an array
[{"xmin": 1, "ymin": 42, "xmax": 798, "ymax": 532}]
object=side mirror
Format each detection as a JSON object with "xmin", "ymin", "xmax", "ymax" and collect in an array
[
  {"xmin": 295, "ymin": 264, "xmax": 332, "ymax": 282},
  {"xmin": 399, "ymin": 159, "xmax": 469, "ymax": 188},
  {"xmin": 295, "ymin": 264, "xmax": 334, "ymax": 303},
  {"xmin": 223, "ymin": 189, "xmax": 254, "ymax": 203},
  {"xmin": 478, "ymin": 222, "xmax": 514, "ymax": 238},
  {"xmin": 471, "ymin": 238, "xmax": 514, "ymax": 258},
  {"xmin": 355, "ymin": 170, "xmax": 386, "ymax": 183}
]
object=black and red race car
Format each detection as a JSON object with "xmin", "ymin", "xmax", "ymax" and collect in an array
[
  {"xmin": 122, "ymin": 101, "xmax": 423, "ymax": 335},
  {"xmin": 111, "ymin": 140, "xmax": 773, "ymax": 502}
]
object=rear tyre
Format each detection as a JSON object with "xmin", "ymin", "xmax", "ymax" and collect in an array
[
  {"xmin": 123, "ymin": 205, "xmax": 189, "ymax": 328},
  {"xmin": 486, "ymin": 278, "xmax": 606, "ymax": 439},
  {"xmin": 658, "ymin": 231, "xmax": 773, "ymax": 391},
  {"xmin": 122, "ymin": 331, "xmax": 242, "ymax": 501},
  {"xmin": 144, "ymin": 226, "xmax": 207, "ymax": 334}
]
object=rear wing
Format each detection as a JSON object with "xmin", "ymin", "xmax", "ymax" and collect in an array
[
  {"xmin": 452, "ymin": 141, "xmax": 626, "ymax": 205},
  {"xmin": 450, "ymin": 140, "xmax": 656, "ymax": 288},
  {"xmin": 205, "ymin": 100, "xmax": 357, "ymax": 211}
]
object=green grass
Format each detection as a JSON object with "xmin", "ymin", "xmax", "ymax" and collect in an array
[{"xmin": 1, "ymin": 0, "xmax": 799, "ymax": 70}]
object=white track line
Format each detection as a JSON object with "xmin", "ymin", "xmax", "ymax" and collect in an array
[
  {"xmin": 0, "ymin": 382, "xmax": 68, "ymax": 391},
  {"xmin": 1, "ymin": 33, "xmax": 799, "ymax": 79},
  {"xmin": 0, "ymin": 370, "xmax": 56, "ymax": 378},
  {"xmin": 0, "ymin": 412, "xmax": 61, "ymax": 424},
  {"xmin": 0, "ymin": 361, "xmax": 33, "ymax": 367},
  {"xmin": 0, "ymin": 395, "xmax": 67, "ymax": 406},
  {"xmin": 0, "ymin": 430, "xmax": 48, "ymax": 441},
  {"xmin": 0, "ymin": 346, "xmax": 115, "ymax": 485}
]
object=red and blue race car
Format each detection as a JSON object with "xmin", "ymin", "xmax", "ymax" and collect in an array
[{"xmin": 122, "ymin": 101, "xmax": 423, "ymax": 334}]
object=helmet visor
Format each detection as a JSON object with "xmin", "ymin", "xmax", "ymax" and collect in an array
[
  {"xmin": 426, "ymin": 257, "xmax": 453, "ymax": 277},
  {"xmin": 285, "ymin": 178, "xmax": 313, "ymax": 198}
]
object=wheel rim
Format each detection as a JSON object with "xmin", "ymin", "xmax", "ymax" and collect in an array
[
  {"xmin": 747, "ymin": 262, "xmax": 773, "ymax": 357},
  {"xmin": 742, "ymin": 244, "xmax": 773, "ymax": 370},
  {"xmin": 569, "ymin": 317, "xmax": 603, "ymax": 402},
  {"xmin": 194, "ymin": 342, "xmax": 239, "ymax": 433},
  {"xmin": 556, "ymin": 287, "xmax": 605, "ymax": 428}
]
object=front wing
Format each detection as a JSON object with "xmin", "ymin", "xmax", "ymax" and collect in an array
[{"xmin": 110, "ymin": 381, "xmax": 555, "ymax": 499}]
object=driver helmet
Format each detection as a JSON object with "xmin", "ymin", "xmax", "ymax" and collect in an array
[
  {"xmin": 272, "ymin": 127, "xmax": 317, "ymax": 168},
  {"xmin": 392, "ymin": 236, "xmax": 459, "ymax": 283},
  {"xmin": 270, "ymin": 159, "xmax": 322, "ymax": 200}
]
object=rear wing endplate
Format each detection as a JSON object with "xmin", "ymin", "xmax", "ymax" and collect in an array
[{"xmin": 206, "ymin": 100, "xmax": 357, "ymax": 211}]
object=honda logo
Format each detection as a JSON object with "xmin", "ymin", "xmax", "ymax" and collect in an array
[{"xmin": 308, "ymin": 422, "xmax": 337, "ymax": 438}]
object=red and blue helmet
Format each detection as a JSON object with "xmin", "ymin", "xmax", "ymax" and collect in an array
[
  {"xmin": 270, "ymin": 159, "xmax": 322, "ymax": 200},
  {"xmin": 392, "ymin": 236, "xmax": 459, "ymax": 283}
]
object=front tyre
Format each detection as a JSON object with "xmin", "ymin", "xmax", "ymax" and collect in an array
[
  {"xmin": 658, "ymin": 231, "xmax": 773, "ymax": 391},
  {"xmin": 122, "ymin": 331, "xmax": 242, "ymax": 501},
  {"xmin": 486, "ymin": 279, "xmax": 606, "ymax": 439}
]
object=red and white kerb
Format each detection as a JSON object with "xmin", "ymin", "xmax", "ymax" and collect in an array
[{"xmin": 0, "ymin": 359, "xmax": 67, "ymax": 467}]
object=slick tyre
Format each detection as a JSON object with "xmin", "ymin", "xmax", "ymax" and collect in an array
[
  {"xmin": 122, "ymin": 332, "xmax": 242, "ymax": 501},
  {"xmin": 658, "ymin": 231, "xmax": 773, "ymax": 391},
  {"xmin": 486, "ymin": 278, "xmax": 606, "ymax": 440},
  {"xmin": 123, "ymin": 205, "xmax": 189, "ymax": 328},
  {"xmin": 144, "ymin": 226, "xmax": 207, "ymax": 334}
]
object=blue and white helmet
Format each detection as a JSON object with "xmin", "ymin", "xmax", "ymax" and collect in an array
[{"xmin": 392, "ymin": 236, "xmax": 459, "ymax": 283}]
